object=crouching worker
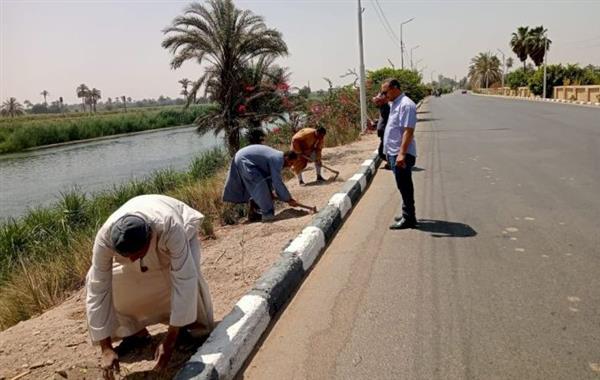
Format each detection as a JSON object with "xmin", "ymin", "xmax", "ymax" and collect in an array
[
  {"xmin": 291, "ymin": 127, "xmax": 326, "ymax": 185},
  {"xmin": 85, "ymin": 194, "xmax": 214, "ymax": 379},
  {"xmin": 223, "ymin": 144, "xmax": 300, "ymax": 222}
]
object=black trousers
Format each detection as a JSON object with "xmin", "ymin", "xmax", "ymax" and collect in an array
[
  {"xmin": 377, "ymin": 129, "xmax": 386, "ymax": 161},
  {"xmin": 387, "ymin": 153, "xmax": 416, "ymax": 221}
]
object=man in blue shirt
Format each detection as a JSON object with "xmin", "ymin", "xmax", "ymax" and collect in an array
[{"xmin": 381, "ymin": 78, "xmax": 418, "ymax": 229}]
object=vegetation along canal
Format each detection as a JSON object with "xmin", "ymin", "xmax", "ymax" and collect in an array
[{"xmin": 0, "ymin": 126, "xmax": 221, "ymax": 219}]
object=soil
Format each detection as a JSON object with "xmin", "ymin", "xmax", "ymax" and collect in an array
[{"xmin": 0, "ymin": 134, "xmax": 378, "ymax": 380}]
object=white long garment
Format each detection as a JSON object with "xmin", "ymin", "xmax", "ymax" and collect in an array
[{"xmin": 85, "ymin": 194, "xmax": 214, "ymax": 343}]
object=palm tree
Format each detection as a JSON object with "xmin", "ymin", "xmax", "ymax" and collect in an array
[
  {"xmin": 90, "ymin": 88, "xmax": 101, "ymax": 112},
  {"xmin": 179, "ymin": 78, "xmax": 191, "ymax": 100},
  {"xmin": 162, "ymin": 0, "xmax": 288, "ymax": 155},
  {"xmin": 527, "ymin": 26, "xmax": 551, "ymax": 67},
  {"xmin": 1, "ymin": 97, "xmax": 25, "ymax": 117},
  {"xmin": 121, "ymin": 96, "xmax": 127, "ymax": 112},
  {"xmin": 40, "ymin": 90, "xmax": 49, "ymax": 106},
  {"xmin": 468, "ymin": 52, "xmax": 502, "ymax": 89},
  {"xmin": 76, "ymin": 84, "xmax": 90, "ymax": 112},
  {"xmin": 59, "ymin": 97, "xmax": 64, "ymax": 114},
  {"xmin": 506, "ymin": 57, "xmax": 514, "ymax": 71},
  {"xmin": 510, "ymin": 26, "xmax": 530, "ymax": 70},
  {"xmin": 237, "ymin": 56, "xmax": 291, "ymax": 131}
]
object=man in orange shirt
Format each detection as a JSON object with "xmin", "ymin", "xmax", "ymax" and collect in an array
[{"xmin": 290, "ymin": 127, "xmax": 327, "ymax": 185}]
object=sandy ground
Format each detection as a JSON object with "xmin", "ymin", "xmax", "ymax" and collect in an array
[{"xmin": 0, "ymin": 134, "xmax": 379, "ymax": 380}]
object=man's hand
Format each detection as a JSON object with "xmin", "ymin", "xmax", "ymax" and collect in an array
[
  {"xmin": 153, "ymin": 339, "xmax": 176, "ymax": 371},
  {"xmin": 153, "ymin": 325, "xmax": 179, "ymax": 372},
  {"xmin": 396, "ymin": 154, "xmax": 406, "ymax": 169},
  {"xmin": 101, "ymin": 347, "xmax": 119, "ymax": 380},
  {"xmin": 287, "ymin": 199, "xmax": 299, "ymax": 207}
]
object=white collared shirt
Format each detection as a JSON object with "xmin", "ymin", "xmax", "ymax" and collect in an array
[{"xmin": 383, "ymin": 93, "xmax": 417, "ymax": 157}]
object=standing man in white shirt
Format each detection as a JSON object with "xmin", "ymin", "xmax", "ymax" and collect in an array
[
  {"xmin": 381, "ymin": 78, "xmax": 418, "ymax": 229},
  {"xmin": 85, "ymin": 194, "xmax": 214, "ymax": 379}
]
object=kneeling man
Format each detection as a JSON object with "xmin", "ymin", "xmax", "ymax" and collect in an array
[{"xmin": 85, "ymin": 194, "xmax": 214, "ymax": 378}]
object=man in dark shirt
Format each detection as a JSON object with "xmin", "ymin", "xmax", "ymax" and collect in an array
[{"xmin": 373, "ymin": 94, "xmax": 391, "ymax": 169}]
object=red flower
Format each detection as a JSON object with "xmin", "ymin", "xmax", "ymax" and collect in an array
[
  {"xmin": 276, "ymin": 82, "xmax": 289, "ymax": 91},
  {"xmin": 272, "ymin": 127, "xmax": 281, "ymax": 134},
  {"xmin": 244, "ymin": 85, "xmax": 255, "ymax": 92},
  {"xmin": 237, "ymin": 104, "xmax": 246, "ymax": 113}
]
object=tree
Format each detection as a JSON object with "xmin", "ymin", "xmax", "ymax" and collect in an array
[
  {"xmin": 162, "ymin": 0, "xmax": 288, "ymax": 155},
  {"xmin": 23, "ymin": 100, "xmax": 33, "ymax": 109},
  {"xmin": 76, "ymin": 84, "xmax": 90, "ymax": 112},
  {"xmin": 468, "ymin": 52, "xmax": 502, "ymax": 89},
  {"xmin": 1, "ymin": 97, "xmax": 25, "ymax": 117},
  {"xmin": 527, "ymin": 26, "xmax": 551, "ymax": 67},
  {"xmin": 506, "ymin": 68, "xmax": 531, "ymax": 89},
  {"xmin": 40, "ymin": 90, "xmax": 49, "ymax": 106},
  {"xmin": 179, "ymin": 78, "xmax": 191, "ymax": 100},
  {"xmin": 506, "ymin": 57, "xmax": 514, "ymax": 71},
  {"xmin": 121, "ymin": 95, "xmax": 127, "ymax": 111},
  {"xmin": 510, "ymin": 26, "xmax": 530, "ymax": 70},
  {"xmin": 90, "ymin": 88, "xmax": 101, "ymax": 112},
  {"xmin": 236, "ymin": 56, "xmax": 292, "ymax": 131}
]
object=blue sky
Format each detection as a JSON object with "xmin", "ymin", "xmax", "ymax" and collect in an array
[{"xmin": 1, "ymin": 0, "xmax": 599, "ymax": 104}]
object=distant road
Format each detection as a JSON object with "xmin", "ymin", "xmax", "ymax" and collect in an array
[{"xmin": 240, "ymin": 93, "xmax": 600, "ymax": 379}]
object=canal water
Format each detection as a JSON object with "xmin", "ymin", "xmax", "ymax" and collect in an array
[{"xmin": 0, "ymin": 126, "xmax": 222, "ymax": 219}]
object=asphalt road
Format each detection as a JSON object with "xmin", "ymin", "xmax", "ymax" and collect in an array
[{"xmin": 240, "ymin": 94, "xmax": 600, "ymax": 380}]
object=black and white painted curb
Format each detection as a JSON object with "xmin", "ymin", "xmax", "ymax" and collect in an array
[
  {"xmin": 175, "ymin": 153, "xmax": 382, "ymax": 380},
  {"xmin": 175, "ymin": 98, "xmax": 425, "ymax": 380}
]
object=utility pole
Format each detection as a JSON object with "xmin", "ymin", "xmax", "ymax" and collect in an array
[
  {"xmin": 497, "ymin": 49, "xmax": 506, "ymax": 89},
  {"xmin": 543, "ymin": 33, "xmax": 548, "ymax": 99},
  {"xmin": 431, "ymin": 70, "xmax": 436, "ymax": 92},
  {"xmin": 410, "ymin": 45, "xmax": 420, "ymax": 70},
  {"xmin": 357, "ymin": 0, "xmax": 368, "ymax": 132},
  {"xmin": 400, "ymin": 17, "xmax": 414, "ymax": 70}
]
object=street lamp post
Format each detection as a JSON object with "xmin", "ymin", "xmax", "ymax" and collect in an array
[
  {"xmin": 497, "ymin": 48, "xmax": 506, "ymax": 89},
  {"xmin": 543, "ymin": 33, "xmax": 548, "ymax": 99},
  {"xmin": 400, "ymin": 17, "xmax": 415, "ymax": 70},
  {"xmin": 357, "ymin": 0, "xmax": 368, "ymax": 132},
  {"xmin": 410, "ymin": 45, "xmax": 420, "ymax": 70}
]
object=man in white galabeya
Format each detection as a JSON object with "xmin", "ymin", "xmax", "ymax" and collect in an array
[
  {"xmin": 85, "ymin": 194, "xmax": 214, "ymax": 379},
  {"xmin": 381, "ymin": 78, "xmax": 418, "ymax": 229}
]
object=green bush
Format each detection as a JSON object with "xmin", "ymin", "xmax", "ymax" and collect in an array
[
  {"xmin": 506, "ymin": 68, "xmax": 532, "ymax": 89},
  {"xmin": 0, "ymin": 105, "xmax": 215, "ymax": 154}
]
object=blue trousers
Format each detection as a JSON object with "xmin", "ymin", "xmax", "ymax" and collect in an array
[{"xmin": 387, "ymin": 154, "xmax": 416, "ymax": 221}]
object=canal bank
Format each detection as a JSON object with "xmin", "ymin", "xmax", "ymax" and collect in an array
[{"xmin": 0, "ymin": 125, "xmax": 222, "ymax": 219}]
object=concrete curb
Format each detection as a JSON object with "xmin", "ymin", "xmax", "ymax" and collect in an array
[
  {"xmin": 175, "ymin": 99, "xmax": 424, "ymax": 380},
  {"xmin": 471, "ymin": 92, "xmax": 600, "ymax": 109},
  {"xmin": 175, "ymin": 151, "xmax": 382, "ymax": 380}
]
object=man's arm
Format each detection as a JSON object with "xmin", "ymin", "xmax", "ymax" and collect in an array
[
  {"xmin": 395, "ymin": 103, "xmax": 417, "ymax": 168},
  {"xmin": 158, "ymin": 219, "xmax": 199, "ymax": 370},
  {"xmin": 86, "ymin": 236, "xmax": 118, "ymax": 379}
]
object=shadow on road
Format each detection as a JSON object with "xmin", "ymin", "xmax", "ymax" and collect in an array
[
  {"xmin": 416, "ymin": 219, "xmax": 477, "ymax": 238},
  {"xmin": 417, "ymin": 117, "xmax": 440, "ymax": 122},
  {"xmin": 412, "ymin": 166, "xmax": 426, "ymax": 172}
]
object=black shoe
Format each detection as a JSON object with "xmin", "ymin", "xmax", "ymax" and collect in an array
[
  {"xmin": 383, "ymin": 163, "xmax": 391, "ymax": 170},
  {"xmin": 316, "ymin": 175, "xmax": 326, "ymax": 182},
  {"xmin": 299, "ymin": 180, "xmax": 306, "ymax": 186},
  {"xmin": 389, "ymin": 217, "xmax": 417, "ymax": 230}
]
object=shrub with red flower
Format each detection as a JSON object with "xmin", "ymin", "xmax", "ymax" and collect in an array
[{"xmin": 237, "ymin": 104, "xmax": 247, "ymax": 113}]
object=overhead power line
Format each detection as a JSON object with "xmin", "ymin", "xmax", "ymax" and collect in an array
[{"xmin": 369, "ymin": 0, "xmax": 402, "ymax": 49}]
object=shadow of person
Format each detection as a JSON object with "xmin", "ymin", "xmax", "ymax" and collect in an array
[
  {"xmin": 416, "ymin": 219, "xmax": 477, "ymax": 238},
  {"xmin": 417, "ymin": 110, "xmax": 430, "ymax": 114},
  {"xmin": 116, "ymin": 328, "xmax": 208, "ymax": 379},
  {"xmin": 417, "ymin": 117, "xmax": 440, "ymax": 122},
  {"xmin": 275, "ymin": 208, "xmax": 310, "ymax": 221},
  {"xmin": 412, "ymin": 166, "xmax": 425, "ymax": 172}
]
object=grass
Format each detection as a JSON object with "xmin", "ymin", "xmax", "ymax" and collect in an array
[
  {"xmin": 0, "ymin": 148, "xmax": 232, "ymax": 329},
  {"xmin": 0, "ymin": 105, "xmax": 215, "ymax": 154}
]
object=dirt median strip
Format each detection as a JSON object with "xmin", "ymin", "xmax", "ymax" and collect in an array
[{"xmin": 175, "ymin": 150, "xmax": 383, "ymax": 380}]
